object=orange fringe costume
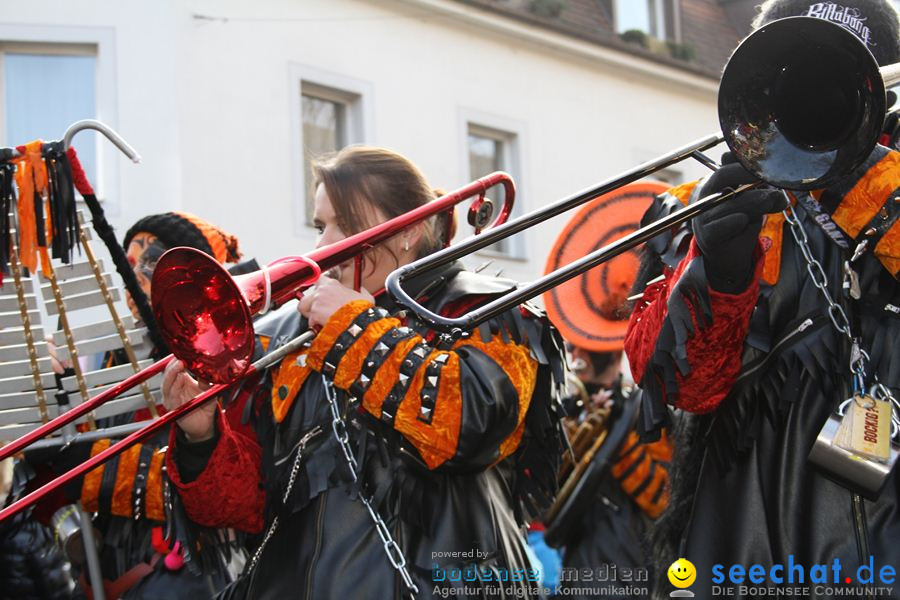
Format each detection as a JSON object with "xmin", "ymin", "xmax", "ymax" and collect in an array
[{"xmin": 271, "ymin": 300, "xmax": 538, "ymax": 470}]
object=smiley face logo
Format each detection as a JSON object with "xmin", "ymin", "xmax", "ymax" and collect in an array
[{"xmin": 668, "ymin": 558, "xmax": 696, "ymax": 588}]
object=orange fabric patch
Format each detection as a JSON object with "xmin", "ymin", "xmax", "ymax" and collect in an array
[
  {"xmin": 759, "ymin": 212, "xmax": 786, "ymax": 285},
  {"xmin": 306, "ymin": 300, "xmax": 374, "ymax": 371},
  {"xmin": 875, "ymin": 222, "xmax": 900, "ymax": 276},
  {"xmin": 80, "ymin": 439, "xmax": 111, "ymax": 512},
  {"xmin": 304, "ymin": 297, "xmax": 539, "ymax": 470},
  {"xmin": 831, "ymin": 151, "xmax": 900, "ymax": 237},
  {"xmin": 610, "ymin": 437, "xmax": 642, "ymax": 478},
  {"xmin": 111, "ymin": 444, "xmax": 142, "ymax": 518},
  {"xmin": 393, "ymin": 350, "xmax": 462, "ymax": 469},
  {"xmin": 362, "ymin": 336, "xmax": 421, "ymax": 419},
  {"xmin": 392, "ymin": 332, "xmax": 538, "ymax": 470},
  {"xmin": 634, "ymin": 465, "xmax": 668, "ymax": 519},
  {"xmin": 174, "ymin": 211, "xmax": 242, "ymax": 264},
  {"xmin": 667, "ymin": 181, "xmax": 699, "ymax": 206},
  {"xmin": 611, "ymin": 431, "xmax": 672, "ymax": 519},
  {"xmin": 455, "ymin": 334, "xmax": 537, "ymax": 462},
  {"xmin": 259, "ymin": 336, "xmax": 270, "ymax": 353},
  {"xmin": 271, "ymin": 349, "xmax": 312, "ymax": 423},
  {"xmin": 146, "ymin": 448, "xmax": 166, "ymax": 522},
  {"xmin": 333, "ymin": 318, "xmax": 398, "ymax": 391},
  {"xmin": 809, "ymin": 151, "xmax": 900, "ymax": 277}
]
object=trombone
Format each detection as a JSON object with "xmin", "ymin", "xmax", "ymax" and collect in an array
[
  {"xmin": 387, "ymin": 16, "xmax": 900, "ymax": 334},
  {"xmin": 0, "ymin": 173, "xmax": 514, "ymax": 521}
]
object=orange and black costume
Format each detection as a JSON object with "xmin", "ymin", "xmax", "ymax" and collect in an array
[
  {"xmin": 167, "ymin": 261, "xmax": 566, "ymax": 599},
  {"xmin": 13, "ymin": 206, "xmax": 250, "ymax": 599},
  {"xmin": 625, "ymin": 147, "xmax": 900, "ymax": 599},
  {"xmin": 556, "ymin": 386, "xmax": 672, "ymax": 600}
]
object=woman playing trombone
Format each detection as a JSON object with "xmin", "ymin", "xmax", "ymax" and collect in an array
[{"xmin": 162, "ymin": 146, "xmax": 566, "ymax": 599}]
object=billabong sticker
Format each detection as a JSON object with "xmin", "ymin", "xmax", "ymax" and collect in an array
[{"xmin": 805, "ymin": 3, "xmax": 876, "ymax": 49}]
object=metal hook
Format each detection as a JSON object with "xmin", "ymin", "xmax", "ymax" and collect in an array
[{"xmin": 62, "ymin": 119, "xmax": 141, "ymax": 163}]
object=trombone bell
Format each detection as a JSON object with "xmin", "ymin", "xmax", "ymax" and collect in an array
[
  {"xmin": 152, "ymin": 247, "xmax": 255, "ymax": 384},
  {"xmin": 720, "ymin": 16, "xmax": 886, "ymax": 190}
]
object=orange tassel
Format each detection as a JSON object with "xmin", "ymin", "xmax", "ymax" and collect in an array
[
  {"xmin": 80, "ymin": 439, "xmax": 112, "ymax": 512},
  {"xmin": 111, "ymin": 444, "xmax": 141, "ymax": 518},
  {"xmin": 145, "ymin": 449, "xmax": 166, "ymax": 522},
  {"xmin": 271, "ymin": 350, "xmax": 313, "ymax": 423},
  {"xmin": 12, "ymin": 141, "xmax": 52, "ymax": 275}
]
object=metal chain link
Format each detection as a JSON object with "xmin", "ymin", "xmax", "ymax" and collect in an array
[
  {"xmin": 323, "ymin": 376, "xmax": 420, "ymax": 599},
  {"xmin": 783, "ymin": 196, "xmax": 854, "ymax": 338},
  {"xmin": 782, "ymin": 194, "xmax": 899, "ymax": 438},
  {"xmin": 245, "ymin": 426, "xmax": 322, "ymax": 573}
]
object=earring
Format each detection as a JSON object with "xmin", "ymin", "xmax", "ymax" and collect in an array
[{"xmin": 403, "ymin": 238, "xmax": 410, "ymax": 252}]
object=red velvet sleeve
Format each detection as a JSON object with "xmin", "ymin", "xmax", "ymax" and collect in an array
[
  {"xmin": 166, "ymin": 409, "xmax": 265, "ymax": 533},
  {"xmin": 624, "ymin": 238, "xmax": 762, "ymax": 414}
]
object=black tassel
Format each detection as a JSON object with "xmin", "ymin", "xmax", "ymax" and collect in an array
[
  {"xmin": 43, "ymin": 142, "xmax": 79, "ymax": 265},
  {"xmin": 0, "ymin": 162, "xmax": 16, "ymax": 275}
]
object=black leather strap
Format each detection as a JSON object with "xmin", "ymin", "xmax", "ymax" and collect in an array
[
  {"xmin": 98, "ymin": 452, "xmax": 121, "ymax": 517},
  {"xmin": 131, "ymin": 443, "xmax": 155, "ymax": 520},
  {"xmin": 349, "ymin": 326, "xmax": 416, "ymax": 399},
  {"xmin": 380, "ymin": 342, "xmax": 429, "ymax": 426},
  {"xmin": 321, "ymin": 306, "xmax": 388, "ymax": 378},
  {"xmin": 417, "ymin": 354, "xmax": 449, "ymax": 425},
  {"xmin": 795, "ymin": 192, "xmax": 852, "ymax": 250}
]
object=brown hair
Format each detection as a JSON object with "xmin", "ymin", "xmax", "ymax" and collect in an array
[{"xmin": 311, "ymin": 146, "xmax": 455, "ymax": 261}]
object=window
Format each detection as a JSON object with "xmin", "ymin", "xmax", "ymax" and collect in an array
[
  {"xmin": 613, "ymin": 0, "xmax": 679, "ymax": 41},
  {"xmin": 290, "ymin": 66, "xmax": 373, "ymax": 234},
  {"xmin": 467, "ymin": 124, "xmax": 522, "ymax": 258},
  {"xmin": 301, "ymin": 89, "xmax": 350, "ymax": 223},
  {"xmin": 1, "ymin": 43, "xmax": 98, "ymax": 182}
]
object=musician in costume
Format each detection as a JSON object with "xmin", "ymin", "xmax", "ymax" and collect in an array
[
  {"xmin": 161, "ymin": 146, "xmax": 566, "ymax": 599},
  {"xmin": 0, "ymin": 460, "xmax": 73, "ymax": 600},
  {"xmin": 120, "ymin": 212, "xmax": 245, "ymax": 356},
  {"xmin": 35, "ymin": 212, "xmax": 249, "ymax": 599},
  {"xmin": 624, "ymin": 2, "xmax": 900, "ymax": 598},
  {"xmin": 541, "ymin": 185, "xmax": 671, "ymax": 600}
]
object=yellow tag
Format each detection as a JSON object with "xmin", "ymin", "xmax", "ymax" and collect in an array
[
  {"xmin": 833, "ymin": 404, "xmax": 854, "ymax": 449},
  {"xmin": 843, "ymin": 395, "xmax": 891, "ymax": 463}
]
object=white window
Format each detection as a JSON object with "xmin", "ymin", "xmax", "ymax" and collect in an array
[
  {"xmin": 301, "ymin": 87, "xmax": 352, "ymax": 224},
  {"xmin": 0, "ymin": 43, "xmax": 98, "ymax": 182},
  {"xmin": 0, "ymin": 25, "xmax": 117, "ymax": 203},
  {"xmin": 614, "ymin": 0, "xmax": 676, "ymax": 40},
  {"xmin": 466, "ymin": 123, "xmax": 523, "ymax": 258},
  {"xmin": 290, "ymin": 65, "xmax": 373, "ymax": 233}
]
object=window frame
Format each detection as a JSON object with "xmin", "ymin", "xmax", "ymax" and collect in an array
[
  {"xmin": 0, "ymin": 25, "xmax": 117, "ymax": 205},
  {"xmin": 289, "ymin": 63, "xmax": 374, "ymax": 236},
  {"xmin": 458, "ymin": 109, "xmax": 527, "ymax": 261},
  {"xmin": 613, "ymin": 0, "xmax": 674, "ymax": 40}
]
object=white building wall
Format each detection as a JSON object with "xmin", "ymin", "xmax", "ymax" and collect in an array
[{"xmin": 1, "ymin": 0, "xmax": 725, "ymax": 301}]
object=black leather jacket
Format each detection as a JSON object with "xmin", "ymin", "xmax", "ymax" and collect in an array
[
  {"xmin": 171, "ymin": 262, "xmax": 566, "ymax": 600},
  {"xmin": 633, "ymin": 187, "xmax": 900, "ymax": 600}
]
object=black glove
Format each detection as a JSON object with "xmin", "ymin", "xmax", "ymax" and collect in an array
[{"xmin": 692, "ymin": 155, "xmax": 786, "ymax": 293}]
